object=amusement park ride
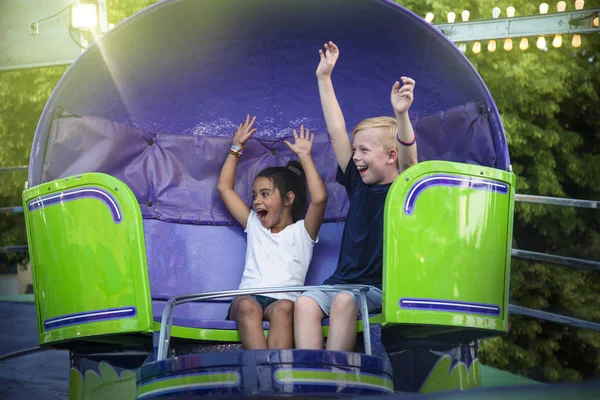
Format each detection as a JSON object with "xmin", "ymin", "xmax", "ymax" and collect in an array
[{"xmin": 13, "ymin": 0, "xmax": 599, "ymax": 398}]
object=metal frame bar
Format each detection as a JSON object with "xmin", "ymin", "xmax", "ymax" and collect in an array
[
  {"xmin": 0, "ymin": 207, "xmax": 24, "ymax": 214},
  {"xmin": 0, "ymin": 166, "xmax": 28, "ymax": 173},
  {"xmin": 435, "ymin": 9, "xmax": 600, "ymax": 42},
  {"xmin": 515, "ymin": 194, "xmax": 599, "ymax": 209},
  {"xmin": 156, "ymin": 284, "xmax": 376, "ymax": 361},
  {"xmin": 509, "ymin": 305, "xmax": 600, "ymax": 332},
  {"xmin": 512, "ymin": 249, "xmax": 600, "ymax": 272},
  {"xmin": 0, "ymin": 245, "xmax": 29, "ymax": 254}
]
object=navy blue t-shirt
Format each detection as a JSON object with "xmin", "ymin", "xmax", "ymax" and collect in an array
[{"xmin": 324, "ymin": 158, "xmax": 391, "ymax": 289}]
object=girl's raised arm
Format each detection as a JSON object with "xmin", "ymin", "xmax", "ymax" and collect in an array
[
  {"xmin": 284, "ymin": 126, "xmax": 328, "ymax": 240},
  {"xmin": 217, "ymin": 115, "xmax": 257, "ymax": 228}
]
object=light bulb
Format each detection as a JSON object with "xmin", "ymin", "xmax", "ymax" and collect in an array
[
  {"xmin": 458, "ymin": 43, "xmax": 467, "ymax": 53},
  {"xmin": 425, "ymin": 12, "xmax": 434, "ymax": 23},
  {"xmin": 519, "ymin": 38, "xmax": 529, "ymax": 50},
  {"xmin": 575, "ymin": 0, "xmax": 584, "ymax": 10},
  {"xmin": 488, "ymin": 40, "xmax": 497, "ymax": 52},
  {"xmin": 557, "ymin": 1, "xmax": 566, "ymax": 11},
  {"xmin": 572, "ymin": 34, "xmax": 581, "ymax": 47},
  {"xmin": 552, "ymin": 34, "xmax": 562, "ymax": 47},
  {"xmin": 492, "ymin": 7, "xmax": 501, "ymax": 18},
  {"xmin": 461, "ymin": 10, "xmax": 470, "ymax": 21},
  {"xmin": 507, "ymin": 6, "xmax": 516, "ymax": 17},
  {"xmin": 504, "ymin": 38, "xmax": 513, "ymax": 50},
  {"xmin": 537, "ymin": 36, "xmax": 547, "ymax": 49},
  {"xmin": 539, "ymin": 3, "xmax": 549, "ymax": 14},
  {"xmin": 473, "ymin": 41, "xmax": 481, "ymax": 54},
  {"xmin": 447, "ymin": 12, "xmax": 456, "ymax": 23},
  {"xmin": 594, "ymin": 17, "xmax": 599, "ymax": 27}
]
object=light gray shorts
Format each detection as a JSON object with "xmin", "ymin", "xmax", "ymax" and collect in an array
[{"xmin": 300, "ymin": 287, "xmax": 383, "ymax": 316}]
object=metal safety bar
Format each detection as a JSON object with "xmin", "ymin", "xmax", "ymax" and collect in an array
[{"xmin": 156, "ymin": 284, "xmax": 377, "ymax": 361}]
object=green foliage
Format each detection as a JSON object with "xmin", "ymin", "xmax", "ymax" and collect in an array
[{"xmin": 0, "ymin": 0, "xmax": 598, "ymax": 383}]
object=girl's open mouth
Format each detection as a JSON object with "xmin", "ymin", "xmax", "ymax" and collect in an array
[{"xmin": 256, "ymin": 209, "xmax": 268, "ymax": 221}]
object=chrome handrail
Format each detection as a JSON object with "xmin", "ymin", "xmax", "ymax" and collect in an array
[{"xmin": 156, "ymin": 284, "xmax": 378, "ymax": 361}]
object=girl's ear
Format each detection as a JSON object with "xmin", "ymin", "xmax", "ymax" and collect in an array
[{"xmin": 285, "ymin": 191, "xmax": 296, "ymax": 206}]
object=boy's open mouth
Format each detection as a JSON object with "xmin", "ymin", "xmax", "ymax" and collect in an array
[
  {"xmin": 256, "ymin": 209, "xmax": 268, "ymax": 221},
  {"xmin": 357, "ymin": 165, "xmax": 368, "ymax": 175}
]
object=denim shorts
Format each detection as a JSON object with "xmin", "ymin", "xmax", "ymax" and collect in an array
[
  {"xmin": 299, "ymin": 288, "xmax": 382, "ymax": 316},
  {"xmin": 226, "ymin": 294, "xmax": 278, "ymax": 320}
]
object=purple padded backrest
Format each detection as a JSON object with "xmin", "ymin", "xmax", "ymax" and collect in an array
[{"xmin": 42, "ymin": 103, "xmax": 492, "ymax": 224}]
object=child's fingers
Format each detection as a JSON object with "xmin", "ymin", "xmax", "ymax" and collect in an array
[
  {"xmin": 292, "ymin": 128, "xmax": 299, "ymax": 141},
  {"xmin": 248, "ymin": 115, "xmax": 256, "ymax": 127},
  {"xmin": 299, "ymin": 125, "xmax": 305, "ymax": 139},
  {"xmin": 283, "ymin": 140, "xmax": 293, "ymax": 150},
  {"xmin": 391, "ymin": 81, "xmax": 401, "ymax": 93},
  {"xmin": 319, "ymin": 49, "xmax": 325, "ymax": 58},
  {"xmin": 310, "ymin": 133, "xmax": 315, "ymax": 143},
  {"xmin": 329, "ymin": 41, "xmax": 338, "ymax": 53},
  {"xmin": 401, "ymin": 76, "xmax": 416, "ymax": 88}
]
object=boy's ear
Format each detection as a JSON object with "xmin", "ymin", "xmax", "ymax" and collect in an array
[
  {"xmin": 285, "ymin": 191, "xmax": 296, "ymax": 206},
  {"xmin": 387, "ymin": 148, "xmax": 398, "ymax": 165}
]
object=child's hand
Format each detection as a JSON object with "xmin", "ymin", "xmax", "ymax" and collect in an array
[
  {"xmin": 391, "ymin": 77, "xmax": 416, "ymax": 117},
  {"xmin": 232, "ymin": 115, "xmax": 257, "ymax": 148},
  {"xmin": 316, "ymin": 42, "xmax": 339, "ymax": 78},
  {"xmin": 284, "ymin": 125, "xmax": 314, "ymax": 159}
]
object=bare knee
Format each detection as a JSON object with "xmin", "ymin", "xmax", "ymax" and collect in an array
[
  {"xmin": 330, "ymin": 292, "xmax": 358, "ymax": 317},
  {"xmin": 268, "ymin": 300, "xmax": 294, "ymax": 322},
  {"xmin": 295, "ymin": 296, "xmax": 325, "ymax": 321},
  {"xmin": 233, "ymin": 297, "xmax": 262, "ymax": 321}
]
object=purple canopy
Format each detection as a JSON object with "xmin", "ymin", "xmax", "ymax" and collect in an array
[{"xmin": 29, "ymin": 0, "xmax": 509, "ymax": 189}]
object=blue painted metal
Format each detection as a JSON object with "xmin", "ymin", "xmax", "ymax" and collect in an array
[{"xmin": 138, "ymin": 349, "xmax": 393, "ymax": 397}]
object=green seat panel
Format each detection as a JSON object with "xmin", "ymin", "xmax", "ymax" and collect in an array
[
  {"xmin": 383, "ymin": 161, "xmax": 516, "ymax": 336},
  {"xmin": 23, "ymin": 173, "xmax": 153, "ymax": 346}
]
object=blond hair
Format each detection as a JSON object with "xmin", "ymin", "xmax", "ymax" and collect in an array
[{"xmin": 352, "ymin": 117, "xmax": 397, "ymax": 151}]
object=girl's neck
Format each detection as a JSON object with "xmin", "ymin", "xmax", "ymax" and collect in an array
[{"xmin": 270, "ymin": 211, "xmax": 294, "ymax": 234}]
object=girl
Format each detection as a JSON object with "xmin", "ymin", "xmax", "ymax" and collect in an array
[{"xmin": 217, "ymin": 115, "xmax": 328, "ymax": 349}]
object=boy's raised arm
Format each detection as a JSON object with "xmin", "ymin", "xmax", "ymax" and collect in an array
[
  {"xmin": 284, "ymin": 126, "xmax": 328, "ymax": 241},
  {"xmin": 316, "ymin": 42, "xmax": 353, "ymax": 173},
  {"xmin": 391, "ymin": 77, "xmax": 418, "ymax": 173},
  {"xmin": 216, "ymin": 115, "xmax": 257, "ymax": 228}
]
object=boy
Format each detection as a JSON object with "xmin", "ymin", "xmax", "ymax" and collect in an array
[{"xmin": 294, "ymin": 42, "xmax": 417, "ymax": 351}]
